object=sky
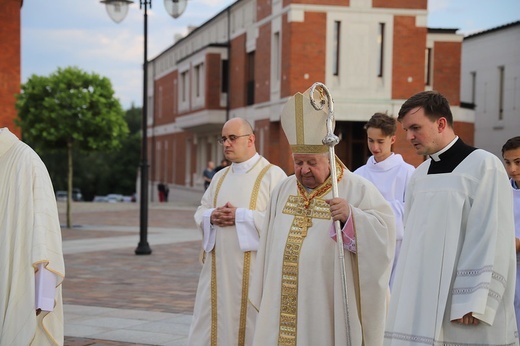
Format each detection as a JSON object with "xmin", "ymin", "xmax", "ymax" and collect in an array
[{"xmin": 21, "ymin": 0, "xmax": 520, "ymax": 110}]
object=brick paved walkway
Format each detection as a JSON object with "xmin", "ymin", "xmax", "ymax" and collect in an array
[{"xmin": 58, "ymin": 190, "xmax": 204, "ymax": 346}]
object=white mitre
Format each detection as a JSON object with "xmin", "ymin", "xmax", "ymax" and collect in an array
[{"xmin": 280, "ymin": 85, "xmax": 334, "ymax": 154}]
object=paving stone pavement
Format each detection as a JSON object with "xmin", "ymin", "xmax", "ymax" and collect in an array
[{"xmin": 59, "ymin": 185, "xmax": 205, "ymax": 346}]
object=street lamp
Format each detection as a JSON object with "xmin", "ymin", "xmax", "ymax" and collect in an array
[{"xmin": 101, "ymin": 0, "xmax": 188, "ymax": 255}]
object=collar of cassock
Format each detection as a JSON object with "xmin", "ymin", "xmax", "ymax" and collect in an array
[
  {"xmin": 427, "ymin": 137, "xmax": 477, "ymax": 174},
  {"xmin": 429, "ymin": 136, "xmax": 459, "ymax": 162}
]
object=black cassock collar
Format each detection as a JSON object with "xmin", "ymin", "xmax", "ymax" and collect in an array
[{"xmin": 428, "ymin": 138, "xmax": 477, "ymax": 174}]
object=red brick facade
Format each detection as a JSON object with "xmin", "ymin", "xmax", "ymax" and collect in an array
[
  {"xmin": 256, "ymin": 23, "xmax": 272, "ymax": 104},
  {"xmin": 229, "ymin": 34, "xmax": 247, "ymax": 109},
  {"xmin": 281, "ymin": 11, "xmax": 326, "ymax": 97},
  {"xmin": 149, "ymin": 0, "xmax": 471, "ymax": 189},
  {"xmin": 0, "ymin": 0, "xmax": 21, "ymax": 137},
  {"xmin": 372, "ymin": 0, "xmax": 426, "ymax": 10},
  {"xmin": 432, "ymin": 41, "xmax": 461, "ymax": 105},
  {"xmin": 392, "ymin": 16, "xmax": 427, "ymax": 99}
]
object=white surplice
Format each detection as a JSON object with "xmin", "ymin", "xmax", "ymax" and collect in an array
[
  {"xmin": 354, "ymin": 153, "xmax": 415, "ymax": 288},
  {"xmin": 188, "ymin": 155, "xmax": 286, "ymax": 346},
  {"xmin": 385, "ymin": 149, "xmax": 518, "ymax": 345},
  {"xmin": 0, "ymin": 128, "xmax": 65, "ymax": 346},
  {"xmin": 250, "ymin": 164, "xmax": 395, "ymax": 346}
]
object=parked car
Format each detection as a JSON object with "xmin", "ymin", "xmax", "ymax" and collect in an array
[
  {"xmin": 93, "ymin": 195, "xmax": 108, "ymax": 202},
  {"xmin": 72, "ymin": 188, "xmax": 83, "ymax": 201},
  {"xmin": 106, "ymin": 194, "xmax": 124, "ymax": 203},
  {"xmin": 56, "ymin": 190, "xmax": 67, "ymax": 201},
  {"xmin": 56, "ymin": 188, "xmax": 83, "ymax": 201}
]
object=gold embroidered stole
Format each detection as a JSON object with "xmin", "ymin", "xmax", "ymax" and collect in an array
[
  {"xmin": 277, "ymin": 161, "xmax": 344, "ymax": 346},
  {"xmin": 210, "ymin": 160, "xmax": 273, "ymax": 346}
]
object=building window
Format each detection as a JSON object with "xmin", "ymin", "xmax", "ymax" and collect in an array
[
  {"xmin": 158, "ymin": 86, "xmax": 163, "ymax": 118},
  {"xmin": 273, "ymin": 32, "xmax": 280, "ymax": 82},
  {"xmin": 181, "ymin": 71, "xmax": 188, "ymax": 102},
  {"xmin": 425, "ymin": 48, "xmax": 432, "ymax": 86},
  {"xmin": 499, "ymin": 66, "xmax": 505, "ymax": 121},
  {"xmin": 194, "ymin": 65, "xmax": 200, "ymax": 98},
  {"xmin": 247, "ymin": 52, "xmax": 255, "ymax": 106},
  {"xmin": 470, "ymin": 71, "xmax": 476, "ymax": 104},
  {"xmin": 221, "ymin": 60, "xmax": 229, "ymax": 93},
  {"xmin": 377, "ymin": 23, "xmax": 385, "ymax": 77},
  {"xmin": 333, "ymin": 21, "xmax": 341, "ymax": 76}
]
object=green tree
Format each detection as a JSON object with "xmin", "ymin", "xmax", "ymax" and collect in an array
[
  {"xmin": 15, "ymin": 66, "xmax": 129, "ymax": 228},
  {"xmin": 76, "ymin": 105, "xmax": 141, "ymax": 200}
]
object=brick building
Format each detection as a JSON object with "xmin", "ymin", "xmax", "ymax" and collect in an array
[
  {"xmin": 0, "ymin": 0, "xmax": 22, "ymax": 137},
  {"xmin": 146, "ymin": 0, "xmax": 472, "ymax": 197}
]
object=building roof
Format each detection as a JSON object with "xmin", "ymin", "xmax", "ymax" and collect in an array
[
  {"xmin": 428, "ymin": 28, "xmax": 459, "ymax": 34},
  {"xmin": 464, "ymin": 20, "xmax": 520, "ymax": 40}
]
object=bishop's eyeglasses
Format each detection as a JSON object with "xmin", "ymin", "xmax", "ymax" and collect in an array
[{"xmin": 217, "ymin": 134, "xmax": 251, "ymax": 145}]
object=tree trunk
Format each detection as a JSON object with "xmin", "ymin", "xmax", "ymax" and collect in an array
[{"xmin": 67, "ymin": 141, "xmax": 73, "ymax": 228}]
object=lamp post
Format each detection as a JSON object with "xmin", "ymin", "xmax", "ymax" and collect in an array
[{"xmin": 101, "ymin": 0, "xmax": 188, "ymax": 255}]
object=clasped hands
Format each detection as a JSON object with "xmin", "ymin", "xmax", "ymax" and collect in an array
[{"xmin": 210, "ymin": 202, "xmax": 237, "ymax": 227}]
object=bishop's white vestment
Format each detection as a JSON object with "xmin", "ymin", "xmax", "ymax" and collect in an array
[
  {"xmin": 354, "ymin": 153, "xmax": 415, "ymax": 288},
  {"xmin": 0, "ymin": 128, "xmax": 65, "ymax": 345},
  {"xmin": 385, "ymin": 139, "xmax": 518, "ymax": 345},
  {"xmin": 188, "ymin": 155, "xmax": 286, "ymax": 346},
  {"xmin": 250, "ymin": 162, "xmax": 395, "ymax": 346}
]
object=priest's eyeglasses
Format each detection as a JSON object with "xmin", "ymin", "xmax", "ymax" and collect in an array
[{"xmin": 217, "ymin": 134, "xmax": 251, "ymax": 145}]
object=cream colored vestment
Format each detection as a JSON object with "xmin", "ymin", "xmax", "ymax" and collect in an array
[
  {"xmin": 0, "ymin": 128, "xmax": 65, "ymax": 346},
  {"xmin": 188, "ymin": 155, "xmax": 286, "ymax": 346},
  {"xmin": 250, "ymin": 166, "xmax": 395, "ymax": 346}
]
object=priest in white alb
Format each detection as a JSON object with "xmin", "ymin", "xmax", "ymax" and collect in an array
[
  {"xmin": 250, "ymin": 87, "xmax": 396, "ymax": 346},
  {"xmin": 188, "ymin": 117, "xmax": 286, "ymax": 346},
  {"xmin": 0, "ymin": 127, "xmax": 65, "ymax": 345}
]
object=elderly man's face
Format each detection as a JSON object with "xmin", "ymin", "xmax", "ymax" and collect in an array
[{"xmin": 293, "ymin": 153, "xmax": 330, "ymax": 189}]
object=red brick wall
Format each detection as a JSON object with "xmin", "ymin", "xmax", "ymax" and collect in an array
[
  {"xmin": 432, "ymin": 41, "xmax": 461, "ymax": 106},
  {"xmin": 454, "ymin": 121, "xmax": 474, "ymax": 146},
  {"xmin": 0, "ymin": 0, "xmax": 21, "ymax": 137},
  {"xmin": 281, "ymin": 11, "xmax": 326, "ymax": 98},
  {"xmin": 392, "ymin": 16, "xmax": 427, "ymax": 99},
  {"xmin": 393, "ymin": 125, "xmax": 425, "ymax": 167},
  {"xmin": 255, "ymin": 23, "xmax": 271, "ymax": 104},
  {"xmin": 154, "ymin": 74, "xmax": 175, "ymax": 126},
  {"xmin": 256, "ymin": 118, "xmax": 293, "ymax": 174},
  {"xmin": 230, "ymin": 34, "xmax": 247, "ymax": 109},
  {"xmin": 285, "ymin": 0, "xmax": 349, "ymax": 6},
  {"xmin": 372, "ymin": 0, "xmax": 426, "ymax": 9},
  {"xmin": 257, "ymin": 0, "xmax": 272, "ymax": 21},
  {"xmin": 172, "ymin": 131, "xmax": 190, "ymax": 186},
  {"xmin": 206, "ymin": 53, "xmax": 223, "ymax": 109}
]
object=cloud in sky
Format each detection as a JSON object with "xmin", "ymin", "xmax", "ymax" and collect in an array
[{"xmin": 21, "ymin": 0, "xmax": 519, "ymax": 110}]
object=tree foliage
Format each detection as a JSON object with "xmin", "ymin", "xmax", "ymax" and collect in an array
[
  {"xmin": 16, "ymin": 66, "xmax": 128, "ymax": 151},
  {"xmin": 28, "ymin": 105, "xmax": 141, "ymax": 202},
  {"xmin": 15, "ymin": 66, "xmax": 129, "ymax": 227}
]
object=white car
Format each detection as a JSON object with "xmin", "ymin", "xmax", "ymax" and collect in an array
[{"xmin": 106, "ymin": 194, "xmax": 124, "ymax": 203}]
